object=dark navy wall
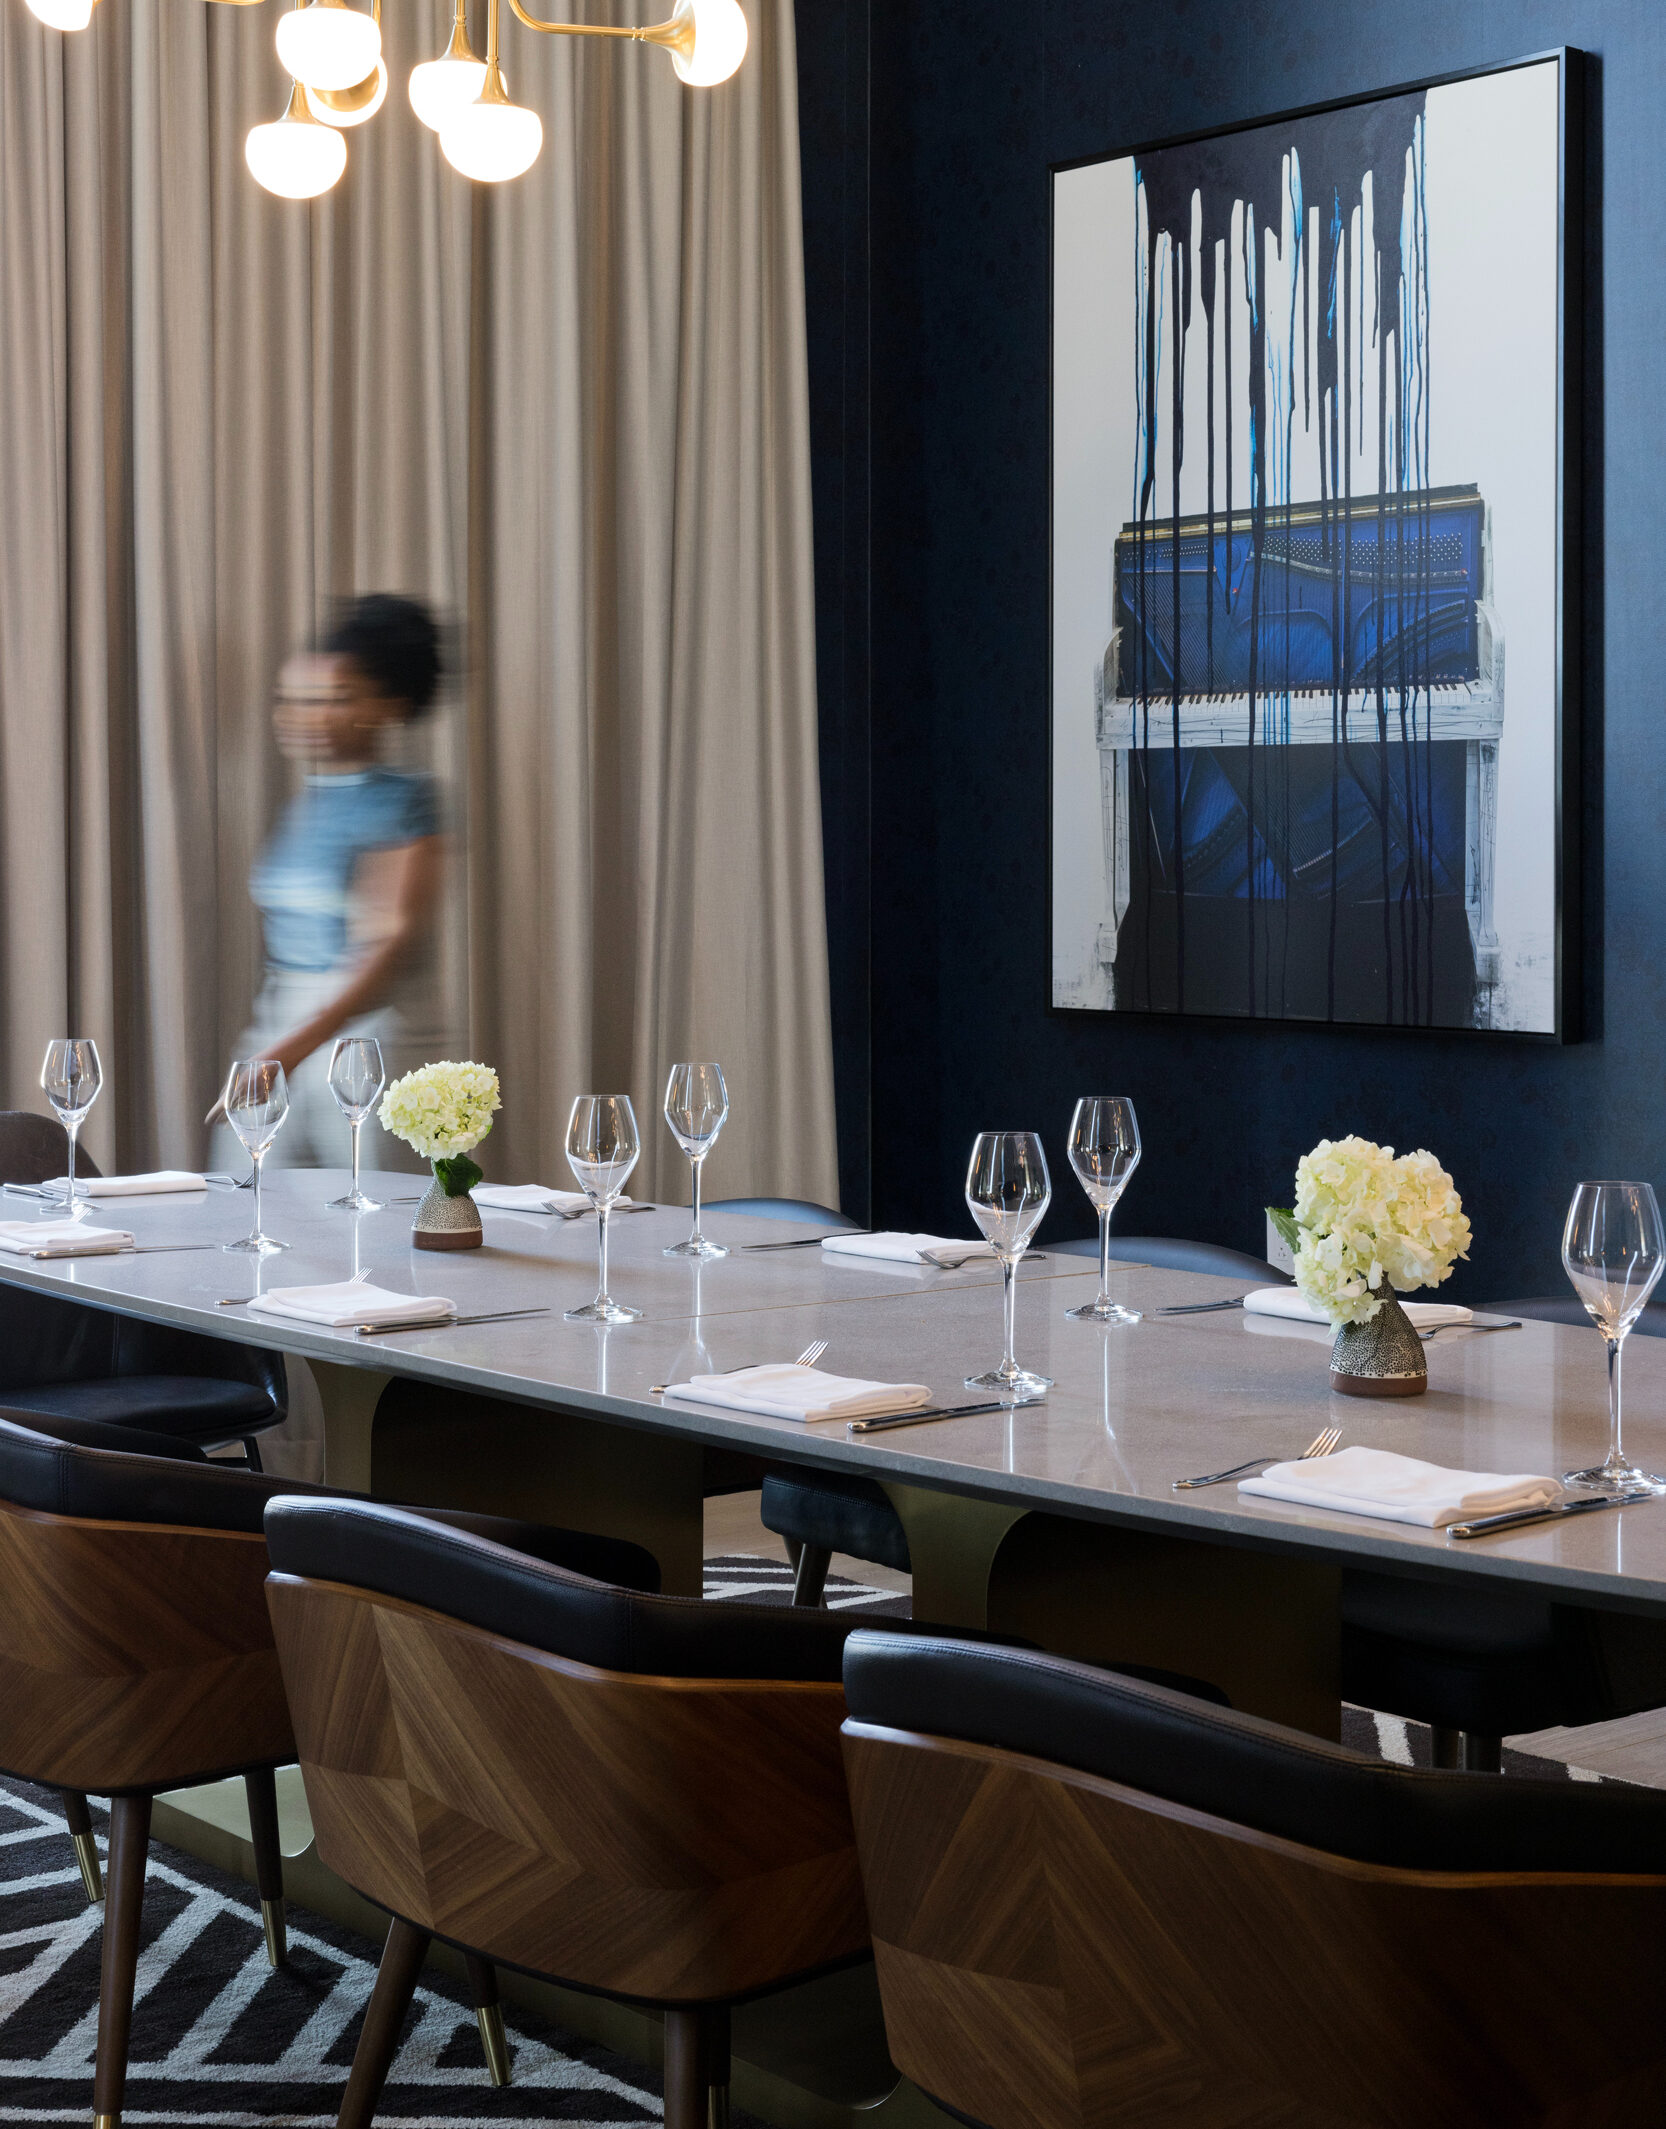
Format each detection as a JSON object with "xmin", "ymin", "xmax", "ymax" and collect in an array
[{"xmin": 796, "ymin": 0, "xmax": 1666, "ymax": 1298}]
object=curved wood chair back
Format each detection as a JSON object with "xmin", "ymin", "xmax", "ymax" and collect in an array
[
  {"xmin": 0, "ymin": 1109, "xmax": 100, "ymax": 1186},
  {"xmin": 842, "ymin": 1719, "xmax": 1666, "ymax": 2129},
  {"xmin": 269, "ymin": 1570, "xmax": 870, "ymax": 2003},
  {"xmin": 0, "ymin": 1497, "xmax": 291, "ymax": 1791}
]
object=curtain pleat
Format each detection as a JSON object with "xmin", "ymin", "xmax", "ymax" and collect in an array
[{"xmin": 0, "ymin": 0, "xmax": 836, "ymax": 1204}]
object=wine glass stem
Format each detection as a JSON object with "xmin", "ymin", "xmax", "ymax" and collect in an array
[
  {"xmin": 690, "ymin": 1153, "xmax": 704, "ymax": 1241},
  {"xmin": 1002, "ymin": 1256, "xmax": 1018, "ymax": 1377},
  {"xmin": 1098, "ymin": 1206, "xmax": 1112, "ymax": 1304},
  {"xmin": 350, "ymin": 1118, "xmax": 361, "ymax": 1197},
  {"xmin": 597, "ymin": 1205, "xmax": 611, "ymax": 1303},
  {"xmin": 1608, "ymin": 1333, "xmax": 1627, "ymax": 1472},
  {"xmin": 253, "ymin": 1151, "xmax": 265, "ymax": 1243},
  {"xmin": 66, "ymin": 1121, "xmax": 78, "ymax": 1208}
]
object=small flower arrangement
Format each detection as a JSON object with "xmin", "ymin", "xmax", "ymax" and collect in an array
[
  {"xmin": 379, "ymin": 1060, "xmax": 501, "ymax": 1196},
  {"xmin": 1267, "ymin": 1135, "xmax": 1471, "ymax": 1327}
]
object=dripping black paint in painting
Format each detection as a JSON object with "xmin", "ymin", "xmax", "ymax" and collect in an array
[{"xmin": 1050, "ymin": 56, "xmax": 1574, "ymax": 1036}]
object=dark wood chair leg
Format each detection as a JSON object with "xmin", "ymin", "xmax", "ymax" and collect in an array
[
  {"xmin": 663, "ymin": 2009, "xmax": 706, "ymax": 2129},
  {"xmin": 1461, "ymin": 1731, "xmax": 1504, "ymax": 1773},
  {"xmin": 61, "ymin": 1787, "xmax": 102, "ymax": 1903},
  {"xmin": 243, "ymin": 1767, "xmax": 287, "ymax": 1966},
  {"xmin": 1430, "ymin": 1724, "xmax": 1463, "ymax": 1769},
  {"xmin": 705, "ymin": 2004, "xmax": 731, "ymax": 2129},
  {"xmin": 463, "ymin": 1952, "xmax": 511, "ymax": 2086},
  {"xmin": 338, "ymin": 1917, "xmax": 431, "ymax": 2129},
  {"xmin": 791, "ymin": 1543, "xmax": 832, "ymax": 1608},
  {"xmin": 92, "ymin": 1792, "xmax": 152, "ymax": 2129}
]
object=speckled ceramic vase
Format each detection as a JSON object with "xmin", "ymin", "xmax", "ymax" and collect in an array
[
  {"xmin": 411, "ymin": 1175, "xmax": 483, "ymax": 1251},
  {"xmin": 1330, "ymin": 1291, "xmax": 1427, "ymax": 1398}
]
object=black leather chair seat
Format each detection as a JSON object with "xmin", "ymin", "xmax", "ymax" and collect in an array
[
  {"xmin": 705, "ymin": 1196, "xmax": 857, "ymax": 1227},
  {"xmin": 1482, "ymin": 1295, "xmax": 1666, "ymax": 1337},
  {"xmin": 842, "ymin": 1632, "xmax": 1666, "ymax": 1876},
  {"xmin": 0, "ymin": 1410, "xmax": 662, "ymax": 1588},
  {"xmin": 3, "ymin": 1374, "xmax": 277, "ymax": 1437},
  {"xmin": 1052, "ymin": 1233, "xmax": 1287, "ymax": 1281},
  {"xmin": 761, "ymin": 1469, "xmax": 911, "ymax": 1574}
]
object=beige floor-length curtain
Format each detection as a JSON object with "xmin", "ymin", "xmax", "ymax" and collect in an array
[{"xmin": 0, "ymin": 0, "xmax": 836, "ymax": 1205}]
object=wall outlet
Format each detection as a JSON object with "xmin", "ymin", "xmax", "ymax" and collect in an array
[{"xmin": 1264, "ymin": 1214, "xmax": 1295, "ymax": 1276}]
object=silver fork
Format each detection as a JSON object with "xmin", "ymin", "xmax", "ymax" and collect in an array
[
  {"xmin": 650, "ymin": 1338, "xmax": 826, "ymax": 1398},
  {"xmin": 1172, "ymin": 1424, "xmax": 1341, "ymax": 1491}
]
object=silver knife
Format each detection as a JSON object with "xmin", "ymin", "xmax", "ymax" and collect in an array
[
  {"xmin": 1449, "ymin": 1488, "xmax": 1654, "ymax": 1540},
  {"xmin": 742, "ymin": 1231, "xmax": 873, "ymax": 1251},
  {"xmin": 354, "ymin": 1306, "xmax": 552, "ymax": 1336},
  {"xmin": 847, "ymin": 1399, "xmax": 1027, "ymax": 1434}
]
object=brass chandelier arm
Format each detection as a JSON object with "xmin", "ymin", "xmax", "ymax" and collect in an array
[{"xmin": 504, "ymin": 0, "xmax": 692, "ymax": 60}]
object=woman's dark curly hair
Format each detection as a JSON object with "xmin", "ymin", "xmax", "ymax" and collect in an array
[{"xmin": 321, "ymin": 594, "xmax": 443, "ymax": 718}]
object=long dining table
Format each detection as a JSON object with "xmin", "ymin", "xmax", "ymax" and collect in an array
[{"xmin": 6, "ymin": 1166, "xmax": 1666, "ymax": 1740}]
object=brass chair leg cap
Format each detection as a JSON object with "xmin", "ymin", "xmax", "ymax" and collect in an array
[
  {"xmin": 477, "ymin": 2002, "xmax": 512, "ymax": 2086},
  {"xmin": 261, "ymin": 1897, "xmax": 287, "ymax": 1968},
  {"xmin": 73, "ymin": 1831, "xmax": 103, "ymax": 1905}
]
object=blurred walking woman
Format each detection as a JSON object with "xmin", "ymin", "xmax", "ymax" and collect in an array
[{"xmin": 212, "ymin": 595, "xmax": 447, "ymax": 1166}]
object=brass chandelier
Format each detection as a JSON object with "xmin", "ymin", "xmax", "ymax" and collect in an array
[{"xmin": 22, "ymin": 0, "xmax": 747, "ymax": 196}]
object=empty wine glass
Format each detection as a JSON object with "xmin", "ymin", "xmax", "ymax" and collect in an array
[
  {"xmin": 40, "ymin": 1038, "xmax": 102, "ymax": 1220},
  {"xmin": 565, "ymin": 1095, "xmax": 643, "ymax": 1323},
  {"xmin": 222, "ymin": 1060, "xmax": 290, "ymax": 1254},
  {"xmin": 1562, "ymin": 1181, "xmax": 1666, "ymax": 1493},
  {"xmin": 1066, "ymin": 1096, "xmax": 1142, "ymax": 1323},
  {"xmin": 965, "ymin": 1131, "xmax": 1053, "ymax": 1398},
  {"xmin": 327, "ymin": 1036, "xmax": 386, "ymax": 1212},
  {"xmin": 663, "ymin": 1063, "xmax": 730, "ymax": 1259}
]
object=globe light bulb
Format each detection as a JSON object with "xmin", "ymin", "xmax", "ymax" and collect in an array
[
  {"xmin": 408, "ymin": 54, "xmax": 493, "ymax": 132},
  {"xmin": 670, "ymin": 0, "xmax": 747, "ymax": 87},
  {"xmin": 439, "ymin": 89, "xmax": 541, "ymax": 182},
  {"xmin": 24, "ymin": 0, "xmax": 95, "ymax": 30},
  {"xmin": 308, "ymin": 56, "xmax": 388, "ymax": 127},
  {"xmin": 275, "ymin": 0, "xmax": 382, "ymax": 94},
  {"xmin": 245, "ymin": 84, "xmax": 349, "ymax": 198}
]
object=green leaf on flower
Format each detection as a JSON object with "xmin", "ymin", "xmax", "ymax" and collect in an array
[
  {"xmin": 434, "ymin": 1153, "xmax": 484, "ymax": 1198},
  {"xmin": 1265, "ymin": 1206, "xmax": 1303, "ymax": 1256}
]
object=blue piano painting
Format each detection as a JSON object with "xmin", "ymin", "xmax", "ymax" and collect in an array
[{"xmin": 1050, "ymin": 57, "xmax": 1568, "ymax": 1034}]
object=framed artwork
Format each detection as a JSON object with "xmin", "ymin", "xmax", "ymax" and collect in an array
[{"xmin": 1049, "ymin": 49, "xmax": 1581, "ymax": 1036}]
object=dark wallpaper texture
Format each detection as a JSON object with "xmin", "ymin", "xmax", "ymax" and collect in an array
[{"xmin": 795, "ymin": 0, "xmax": 1666, "ymax": 1301}]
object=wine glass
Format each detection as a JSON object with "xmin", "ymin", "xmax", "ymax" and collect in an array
[
  {"xmin": 1562, "ymin": 1181, "xmax": 1666, "ymax": 1493},
  {"xmin": 326, "ymin": 1037, "xmax": 386, "ymax": 1212},
  {"xmin": 663, "ymin": 1063, "xmax": 730, "ymax": 1259},
  {"xmin": 964, "ymin": 1131, "xmax": 1053, "ymax": 1398},
  {"xmin": 40, "ymin": 1039, "xmax": 103, "ymax": 1220},
  {"xmin": 1065, "ymin": 1096, "xmax": 1142, "ymax": 1323},
  {"xmin": 222, "ymin": 1060, "xmax": 290, "ymax": 1254},
  {"xmin": 565, "ymin": 1095, "xmax": 643, "ymax": 1323}
]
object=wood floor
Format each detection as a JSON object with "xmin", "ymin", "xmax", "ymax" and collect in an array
[{"xmin": 700, "ymin": 1493, "xmax": 1666, "ymax": 1790}]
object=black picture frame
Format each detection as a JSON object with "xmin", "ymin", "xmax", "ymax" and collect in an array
[{"xmin": 1047, "ymin": 47, "xmax": 1584, "ymax": 1042}]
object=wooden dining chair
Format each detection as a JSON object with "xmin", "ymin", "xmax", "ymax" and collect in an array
[
  {"xmin": 263, "ymin": 1495, "xmax": 903, "ymax": 2129},
  {"xmin": 0, "ymin": 1405, "xmax": 659, "ymax": 2129},
  {"xmin": 840, "ymin": 1630, "xmax": 1666, "ymax": 2127}
]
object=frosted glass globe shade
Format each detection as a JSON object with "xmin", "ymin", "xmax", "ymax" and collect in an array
[
  {"xmin": 439, "ymin": 98, "xmax": 542, "ymax": 182},
  {"xmin": 275, "ymin": 2, "xmax": 381, "ymax": 93},
  {"xmin": 24, "ymin": 0, "xmax": 95, "ymax": 30},
  {"xmin": 408, "ymin": 55, "xmax": 492, "ymax": 132},
  {"xmin": 671, "ymin": 0, "xmax": 747, "ymax": 86},
  {"xmin": 308, "ymin": 57, "xmax": 388, "ymax": 127},
  {"xmin": 245, "ymin": 111, "xmax": 348, "ymax": 198}
]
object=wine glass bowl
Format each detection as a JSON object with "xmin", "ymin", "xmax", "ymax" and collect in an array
[
  {"xmin": 965, "ymin": 1130, "xmax": 1053, "ymax": 1398},
  {"xmin": 663, "ymin": 1062, "xmax": 729, "ymax": 1260},
  {"xmin": 40, "ymin": 1038, "xmax": 103, "ymax": 1219},
  {"xmin": 1562, "ymin": 1181, "xmax": 1666, "ymax": 1493},
  {"xmin": 326, "ymin": 1036, "xmax": 386, "ymax": 1211},
  {"xmin": 1065, "ymin": 1096, "xmax": 1142, "ymax": 1324},
  {"xmin": 565, "ymin": 1095, "xmax": 643, "ymax": 1323},
  {"xmin": 222, "ymin": 1059, "xmax": 290, "ymax": 1254}
]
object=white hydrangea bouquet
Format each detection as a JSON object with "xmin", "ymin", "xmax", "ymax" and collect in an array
[
  {"xmin": 1267, "ymin": 1135, "xmax": 1471, "ymax": 1327},
  {"xmin": 379, "ymin": 1060, "xmax": 501, "ymax": 1197}
]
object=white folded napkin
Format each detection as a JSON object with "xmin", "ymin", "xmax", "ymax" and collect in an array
[
  {"xmin": 822, "ymin": 1231, "xmax": 996, "ymax": 1269},
  {"xmin": 44, "ymin": 1170, "xmax": 206, "ymax": 1197},
  {"xmin": 246, "ymin": 1279, "xmax": 455, "ymax": 1330},
  {"xmin": 1240, "ymin": 1444, "xmax": 1560, "ymax": 1528},
  {"xmin": 1243, "ymin": 1286, "xmax": 1472, "ymax": 1331},
  {"xmin": 0, "ymin": 1218, "xmax": 133, "ymax": 1257},
  {"xmin": 472, "ymin": 1183, "xmax": 632, "ymax": 1213},
  {"xmin": 664, "ymin": 1362, "xmax": 934, "ymax": 1422}
]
